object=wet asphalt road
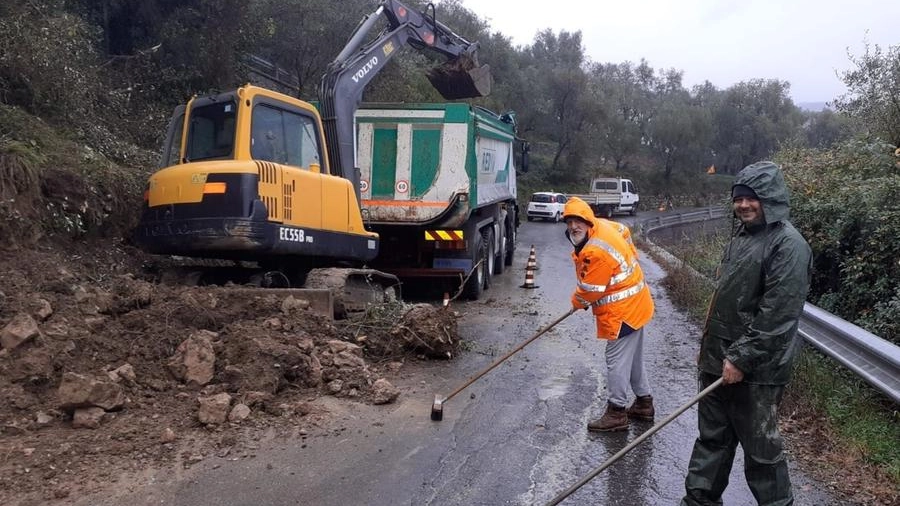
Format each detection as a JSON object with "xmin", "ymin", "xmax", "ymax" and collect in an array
[{"xmin": 74, "ymin": 215, "xmax": 843, "ymax": 506}]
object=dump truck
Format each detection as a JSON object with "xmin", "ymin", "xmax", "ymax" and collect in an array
[
  {"xmin": 356, "ymin": 103, "xmax": 529, "ymax": 300},
  {"xmin": 133, "ymin": 0, "xmax": 493, "ymax": 314}
]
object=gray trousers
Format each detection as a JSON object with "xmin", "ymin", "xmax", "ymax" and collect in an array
[
  {"xmin": 681, "ymin": 372, "xmax": 793, "ymax": 506},
  {"xmin": 604, "ymin": 327, "xmax": 651, "ymax": 407}
]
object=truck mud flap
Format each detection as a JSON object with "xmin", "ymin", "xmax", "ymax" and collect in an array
[{"xmin": 427, "ymin": 56, "xmax": 491, "ymax": 99}]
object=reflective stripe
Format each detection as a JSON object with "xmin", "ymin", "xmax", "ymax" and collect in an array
[
  {"xmin": 592, "ymin": 281, "xmax": 645, "ymax": 307},
  {"xmin": 586, "ymin": 238, "xmax": 627, "ymax": 267},
  {"xmin": 578, "ymin": 280, "xmax": 607, "ymax": 292},
  {"xmin": 578, "ymin": 236, "xmax": 635, "ymax": 293},
  {"xmin": 609, "ymin": 260, "xmax": 637, "ymax": 285}
]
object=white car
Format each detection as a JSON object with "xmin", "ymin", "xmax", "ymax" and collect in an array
[{"xmin": 526, "ymin": 192, "xmax": 568, "ymax": 222}]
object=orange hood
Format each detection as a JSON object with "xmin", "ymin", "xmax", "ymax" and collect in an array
[{"xmin": 563, "ymin": 197, "xmax": 596, "ymax": 226}]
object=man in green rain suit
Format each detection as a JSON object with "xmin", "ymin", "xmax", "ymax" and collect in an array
[{"xmin": 681, "ymin": 161, "xmax": 812, "ymax": 506}]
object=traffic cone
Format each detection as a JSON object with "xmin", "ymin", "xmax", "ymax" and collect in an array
[
  {"xmin": 525, "ymin": 245, "xmax": 539, "ymax": 271},
  {"xmin": 521, "ymin": 245, "xmax": 539, "ymax": 289}
]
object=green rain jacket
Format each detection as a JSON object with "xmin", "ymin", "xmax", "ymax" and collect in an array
[{"xmin": 699, "ymin": 161, "xmax": 813, "ymax": 385}]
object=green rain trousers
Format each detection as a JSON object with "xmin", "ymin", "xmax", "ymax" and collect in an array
[{"xmin": 680, "ymin": 372, "xmax": 793, "ymax": 506}]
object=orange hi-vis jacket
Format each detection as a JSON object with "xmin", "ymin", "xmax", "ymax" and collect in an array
[
  {"xmin": 564, "ymin": 197, "xmax": 654, "ymax": 340},
  {"xmin": 601, "ymin": 218, "xmax": 637, "ymax": 257}
]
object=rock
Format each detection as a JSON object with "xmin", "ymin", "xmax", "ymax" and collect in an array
[
  {"xmin": 228, "ymin": 403, "xmax": 251, "ymax": 422},
  {"xmin": 57, "ymin": 372, "xmax": 125, "ymax": 411},
  {"xmin": 72, "ymin": 407, "xmax": 106, "ymax": 429},
  {"xmin": 240, "ymin": 391, "xmax": 272, "ymax": 408},
  {"xmin": 33, "ymin": 298, "xmax": 53, "ymax": 321},
  {"xmin": 332, "ymin": 350, "xmax": 366, "ymax": 370},
  {"xmin": 327, "ymin": 380, "xmax": 343, "ymax": 394},
  {"xmin": 72, "ymin": 285, "xmax": 92, "ymax": 303},
  {"xmin": 160, "ymin": 427, "xmax": 176, "ymax": 443},
  {"xmin": 327, "ymin": 340, "xmax": 361, "ymax": 355},
  {"xmin": 168, "ymin": 330, "xmax": 217, "ymax": 387},
  {"xmin": 370, "ymin": 378, "xmax": 400, "ymax": 405},
  {"xmin": 1, "ymin": 313, "xmax": 42, "ymax": 350},
  {"xmin": 107, "ymin": 363, "xmax": 136, "ymax": 384},
  {"xmin": 35, "ymin": 412, "xmax": 55, "ymax": 426},
  {"xmin": 197, "ymin": 392, "xmax": 232, "ymax": 425},
  {"xmin": 281, "ymin": 295, "xmax": 310, "ymax": 313}
]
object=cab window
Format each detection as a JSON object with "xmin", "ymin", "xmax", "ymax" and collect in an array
[
  {"xmin": 251, "ymin": 104, "xmax": 321, "ymax": 168},
  {"xmin": 185, "ymin": 101, "xmax": 236, "ymax": 161}
]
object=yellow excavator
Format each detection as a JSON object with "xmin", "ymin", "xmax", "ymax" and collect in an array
[{"xmin": 134, "ymin": 0, "xmax": 491, "ymax": 315}]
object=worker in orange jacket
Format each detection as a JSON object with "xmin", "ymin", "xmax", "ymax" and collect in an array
[{"xmin": 563, "ymin": 197, "xmax": 655, "ymax": 431}]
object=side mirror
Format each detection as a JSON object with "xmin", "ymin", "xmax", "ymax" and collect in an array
[{"xmin": 519, "ymin": 142, "xmax": 530, "ymax": 173}]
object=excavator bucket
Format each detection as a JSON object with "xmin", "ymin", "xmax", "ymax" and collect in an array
[{"xmin": 427, "ymin": 55, "xmax": 491, "ymax": 100}]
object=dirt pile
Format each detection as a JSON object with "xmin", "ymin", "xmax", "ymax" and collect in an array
[{"xmin": 0, "ymin": 240, "xmax": 460, "ymax": 504}]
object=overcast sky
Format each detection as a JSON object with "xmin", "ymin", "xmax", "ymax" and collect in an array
[{"xmin": 460, "ymin": 0, "xmax": 898, "ymax": 104}]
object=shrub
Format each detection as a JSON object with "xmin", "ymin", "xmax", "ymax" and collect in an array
[{"xmin": 777, "ymin": 141, "xmax": 900, "ymax": 345}]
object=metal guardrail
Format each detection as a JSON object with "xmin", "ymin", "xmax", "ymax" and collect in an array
[{"xmin": 638, "ymin": 207, "xmax": 900, "ymax": 404}]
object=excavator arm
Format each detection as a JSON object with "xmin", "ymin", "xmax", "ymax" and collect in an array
[{"xmin": 318, "ymin": 0, "xmax": 491, "ymax": 194}]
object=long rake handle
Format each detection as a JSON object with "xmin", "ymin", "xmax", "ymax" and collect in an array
[
  {"xmin": 440, "ymin": 308, "xmax": 578, "ymax": 404},
  {"xmin": 544, "ymin": 376, "xmax": 726, "ymax": 506}
]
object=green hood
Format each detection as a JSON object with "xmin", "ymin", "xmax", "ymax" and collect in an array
[{"xmin": 732, "ymin": 161, "xmax": 790, "ymax": 224}]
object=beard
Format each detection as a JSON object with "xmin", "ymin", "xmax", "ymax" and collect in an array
[{"xmin": 569, "ymin": 229, "xmax": 587, "ymax": 246}]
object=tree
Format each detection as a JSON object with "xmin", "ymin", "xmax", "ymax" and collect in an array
[
  {"xmin": 803, "ymin": 109, "xmax": 855, "ymax": 149},
  {"xmin": 523, "ymin": 29, "xmax": 591, "ymax": 185},
  {"xmin": 589, "ymin": 62, "xmax": 648, "ymax": 172},
  {"xmin": 711, "ymin": 79, "xmax": 803, "ymax": 173},
  {"xmin": 834, "ymin": 41, "xmax": 900, "ymax": 146}
]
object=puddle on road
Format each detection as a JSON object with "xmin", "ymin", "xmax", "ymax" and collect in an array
[{"xmin": 537, "ymin": 375, "xmax": 570, "ymax": 401}]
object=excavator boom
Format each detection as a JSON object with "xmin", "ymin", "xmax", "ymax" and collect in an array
[{"xmin": 319, "ymin": 0, "xmax": 491, "ymax": 191}]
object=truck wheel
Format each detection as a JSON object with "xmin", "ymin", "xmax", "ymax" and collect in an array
[
  {"xmin": 629, "ymin": 203, "xmax": 638, "ymax": 216},
  {"xmin": 604, "ymin": 206, "xmax": 614, "ymax": 219},
  {"xmin": 494, "ymin": 225, "xmax": 505, "ymax": 275},
  {"xmin": 526, "ymin": 215, "xmax": 533, "ymax": 222},
  {"xmin": 504, "ymin": 220, "xmax": 516, "ymax": 266},
  {"xmin": 462, "ymin": 233, "xmax": 486, "ymax": 300},
  {"xmin": 483, "ymin": 228, "xmax": 495, "ymax": 290},
  {"xmin": 553, "ymin": 211, "xmax": 561, "ymax": 223}
]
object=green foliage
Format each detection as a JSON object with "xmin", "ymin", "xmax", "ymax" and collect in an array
[
  {"xmin": 0, "ymin": 137, "xmax": 43, "ymax": 202},
  {"xmin": 712, "ymin": 79, "xmax": 804, "ymax": 174},
  {"xmin": 791, "ymin": 351, "xmax": 900, "ymax": 481},
  {"xmin": 777, "ymin": 142, "xmax": 900, "ymax": 344},
  {"xmin": 834, "ymin": 41, "xmax": 900, "ymax": 146},
  {"xmin": 0, "ymin": 1, "xmax": 103, "ymax": 120},
  {"xmin": 803, "ymin": 109, "xmax": 857, "ymax": 148}
]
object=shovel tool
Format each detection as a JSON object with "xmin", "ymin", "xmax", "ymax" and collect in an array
[
  {"xmin": 544, "ymin": 376, "xmax": 726, "ymax": 506},
  {"xmin": 430, "ymin": 308, "xmax": 577, "ymax": 421}
]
